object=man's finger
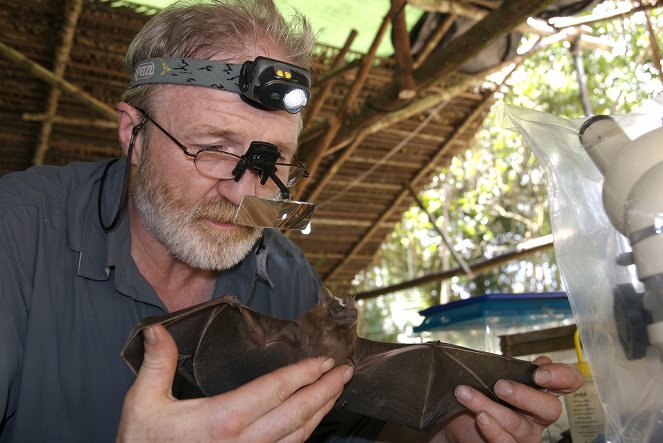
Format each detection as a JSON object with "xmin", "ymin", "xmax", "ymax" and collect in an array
[
  {"xmin": 207, "ymin": 357, "xmax": 338, "ymax": 429},
  {"xmin": 256, "ymin": 365, "xmax": 352, "ymax": 441},
  {"xmin": 129, "ymin": 325, "xmax": 179, "ymax": 400},
  {"xmin": 533, "ymin": 363, "xmax": 584, "ymax": 394}
]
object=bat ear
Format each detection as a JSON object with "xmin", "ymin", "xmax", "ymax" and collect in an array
[{"xmin": 318, "ymin": 286, "xmax": 335, "ymax": 309}]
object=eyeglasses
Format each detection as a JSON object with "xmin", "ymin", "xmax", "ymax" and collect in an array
[{"xmin": 134, "ymin": 108, "xmax": 309, "ymax": 188}]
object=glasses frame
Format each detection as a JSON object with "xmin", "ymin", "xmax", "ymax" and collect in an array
[{"xmin": 133, "ymin": 107, "xmax": 309, "ymax": 189}]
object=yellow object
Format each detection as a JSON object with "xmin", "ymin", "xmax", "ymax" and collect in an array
[
  {"xmin": 574, "ymin": 328, "xmax": 593, "ymax": 378},
  {"xmin": 564, "ymin": 329, "xmax": 606, "ymax": 443}
]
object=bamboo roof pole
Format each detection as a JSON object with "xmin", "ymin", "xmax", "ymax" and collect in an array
[
  {"xmin": 325, "ymin": 0, "xmax": 556, "ymax": 160},
  {"xmin": 406, "ymin": 0, "xmax": 490, "ymax": 20},
  {"xmin": 304, "ymin": 29, "xmax": 358, "ymax": 124},
  {"xmin": 0, "ymin": 41, "xmax": 116, "ymax": 120},
  {"xmin": 413, "ymin": 14, "xmax": 456, "ymax": 70},
  {"xmin": 304, "ymin": 132, "xmax": 368, "ymax": 204},
  {"xmin": 354, "ymin": 235, "xmax": 553, "ymax": 300},
  {"xmin": 33, "ymin": 0, "xmax": 84, "ymax": 166},
  {"xmin": 548, "ymin": 1, "xmax": 663, "ymax": 29},
  {"xmin": 644, "ymin": 10, "xmax": 663, "ymax": 88},
  {"xmin": 570, "ymin": 37, "xmax": 594, "ymax": 117},
  {"xmin": 323, "ymin": 25, "xmax": 580, "ymax": 158},
  {"xmin": 322, "ymin": 94, "xmax": 495, "ymax": 285},
  {"xmin": 305, "ymin": 36, "xmax": 568, "ymax": 214},
  {"xmin": 22, "ymin": 113, "xmax": 118, "ymax": 129},
  {"xmin": 294, "ymin": 4, "xmax": 398, "ymax": 200},
  {"xmin": 315, "ymin": 58, "xmax": 362, "ymax": 86},
  {"xmin": 411, "ymin": 0, "xmax": 556, "ymax": 97},
  {"xmin": 390, "ymin": 0, "xmax": 416, "ymax": 99},
  {"xmin": 406, "ymin": 184, "xmax": 474, "ymax": 277},
  {"xmin": 306, "ymin": 72, "xmax": 507, "ymax": 207}
]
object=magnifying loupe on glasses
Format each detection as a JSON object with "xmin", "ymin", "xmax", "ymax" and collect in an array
[{"xmin": 231, "ymin": 141, "xmax": 315, "ymax": 230}]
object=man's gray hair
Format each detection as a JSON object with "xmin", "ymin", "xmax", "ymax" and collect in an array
[{"xmin": 121, "ymin": 0, "xmax": 315, "ymax": 108}]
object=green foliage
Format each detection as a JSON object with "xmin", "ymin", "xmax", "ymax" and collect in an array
[{"xmin": 354, "ymin": 4, "xmax": 663, "ymax": 341}]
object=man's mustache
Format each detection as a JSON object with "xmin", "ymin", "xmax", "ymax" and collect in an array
[{"xmin": 192, "ymin": 198, "xmax": 238, "ymax": 223}]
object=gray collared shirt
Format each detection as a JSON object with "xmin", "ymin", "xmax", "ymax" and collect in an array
[{"xmin": 0, "ymin": 159, "xmax": 321, "ymax": 442}]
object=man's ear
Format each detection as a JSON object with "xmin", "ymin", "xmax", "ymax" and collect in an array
[{"xmin": 117, "ymin": 102, "xmax": 145, "ymax": 166}]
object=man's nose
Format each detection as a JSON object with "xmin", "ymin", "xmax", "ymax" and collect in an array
[{"xmin": 214, "ymin": 168, "xmax": 258, "ymax": 207}]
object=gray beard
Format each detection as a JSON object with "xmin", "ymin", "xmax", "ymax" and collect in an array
[{"xmin": 131, "ymin": 150, "xmax": 262, "ymax": 271}]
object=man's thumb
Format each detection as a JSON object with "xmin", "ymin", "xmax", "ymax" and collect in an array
[{"xmin": 131, "ymin": 325, "xmax": 179, "ymax": 398}]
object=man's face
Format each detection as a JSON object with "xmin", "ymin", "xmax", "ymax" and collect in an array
[{"xmin": 131, "ymin": 83, "xmax": 301, "ymax": 271}]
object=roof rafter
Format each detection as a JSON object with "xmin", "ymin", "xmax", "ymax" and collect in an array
[{"xmin": 32, "ymin": 0, "xmax": 84, "ymax": 165}]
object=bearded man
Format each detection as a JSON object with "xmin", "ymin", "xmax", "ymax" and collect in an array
[{"xmin": 0, "ymin": 1, "xmax": 582, "ymax": 442}]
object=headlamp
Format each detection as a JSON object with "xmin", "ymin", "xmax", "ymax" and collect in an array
[
  {"xmin": 239, "ymin": 57, "xmax": 311, "ymax": 114},
  {"xmin": 129, "ymin": 56, "xmax": 311, "ymax": 114}
]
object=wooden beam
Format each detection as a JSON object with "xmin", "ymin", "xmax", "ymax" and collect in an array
[
  {"xmin": 321, "ymin": 0, "xmax": 554, "ymax": 157},
  {"xmin": 412, "ymin": 0, "xmax": 556, "ymax": 95},
  {"xmin": 317, "ymin": 97, "xmax": 451, "ymax": 207},
  {"xmin": 322, "ymin": 94, "xmax": 494, "ymax": 284},
  {"xmin": 354, "ymin": 235, "xmax": 553, "ymax": 300},
  {"xmin": 315, "ymin": 58, "xmax": 362, "ymax": 86},
  {"xmin": 323, "ymin": 26, "xmax": 572, "ymax": 158},
  {"xmin": 548, "ymin": 1, "xmax": 663, "ymax": 29},
  {"xmin": 644, "ymin": 10, "xmax": 663, "ymax": 88},
  {"xmin": 33, "ymin": 0, "xmax": 84, "ymax": 165},
  {"xmin": 413, "ymin": 13, "xmax": 456, "ymax": 70},
  {"xmin": 0, "ymin": 41, "xmax": 116, "ymax": 121},
  {"xmin": 570, "ymin": 37, "xmax": 594, "ymax": 117},
  {"xmin": 390, "ymin": 0, "xmax": 416, "ymax": 99},
  {"xmin": 22, "ymin": 113, "xmax": 118, "ymax": 129},
  {"xmin": 305, "ymin": 29, "xmax": 358, "ymax": 124},
  {"xmin": 294, "ymin": 4, "xmax": 396, "ymax": 199},
  {"xmin": 407, "ymin": 184, "xmax": 473, "ymax": 277},
  {"xmin": 407, "ymin": 0, "xmax": 489, "ymax": 20}
]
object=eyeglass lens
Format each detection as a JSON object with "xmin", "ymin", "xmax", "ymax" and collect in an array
[{"xmin": 194, "ymin": 150, "xmax": 304, "ymax": 187}]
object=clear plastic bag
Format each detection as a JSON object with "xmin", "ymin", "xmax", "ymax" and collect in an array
[{"xmin": 502, "ymin": 97, "xmax": 663, "ymax": 443}]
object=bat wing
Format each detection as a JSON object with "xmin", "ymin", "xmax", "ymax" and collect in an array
[
  {"xmin": 121, "ymin": 298, "xmax": 537, "ymax": 432},
  {"xmin": 121, "ymin": 296, "xmax": 305, "ymax": 394},
  {"xmin": 337, "ymin": 338, "xmax": 537, "ymax": 431}
]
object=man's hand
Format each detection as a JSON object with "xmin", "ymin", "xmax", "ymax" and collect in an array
[
  {"xmin": 441, "ymin": 356, "xmax": 584, "ymax": 443},
  {"xmin": 116, "ymin": 324, "xmax": 353, "ymax": 443},
  {"xmin": 376, "ymin": 356, "xmax": 584, "ymax": 443}
]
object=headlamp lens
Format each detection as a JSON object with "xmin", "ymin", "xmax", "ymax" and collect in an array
[{"xmin": 283, "ymin": 89, "xmax": 309, "ymax": 114}]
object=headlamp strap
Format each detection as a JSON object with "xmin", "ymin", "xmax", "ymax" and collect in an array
[
  {"xmin": 129, "ymin": 58, "xmax": 243, "ymax": 93},
  {"xmin": 129, "ymin": 57, "xmax": 311, "ymax": 114}
]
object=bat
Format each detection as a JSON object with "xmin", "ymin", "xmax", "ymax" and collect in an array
[{"xmin": 121, "ymin": 289, "xmax": 537, "ymax": 432}]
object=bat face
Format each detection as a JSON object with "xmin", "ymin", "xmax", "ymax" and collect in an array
[{"xmin": 121, "ymin": 291, "xmax": 537, "ymax": 431}]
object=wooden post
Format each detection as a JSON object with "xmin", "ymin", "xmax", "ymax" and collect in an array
[
  {"xmin": 354, "ymin": 235, "xmax": 553, "ymax": 299},
  {"xmin": 322, "ymin": 94, "xmax": 495, "ymax": 284},
  {"xmin": 22, "ymin": 113, "xmax": 118, "ymax": 129},
  {"xmin": 413, "ymin": 13, "xmax": 456, "ymax": 70},
  {"xmin": 33, "ymin": 0, "xmax": 84, "ymax": 165},
  {"xmin": 294, "ymin": 5, "xmax": 396, "ymax": 200},
  {"xmin": 0, "ymin": 42, "xmax": 116, "ymax": 121},
  {"xmin": 305, "ymin": 29, "xmax": 358, "ymax": 124},
  {"xmin": 390, "ymin": 0, "xmax": 416, "ymax": 99},
  {"xmin": 407, "ymin": 184, "xmax": 474, "ymax": 277},
  {"xmin": 570, "ymin": 37, "xmax": 594, "ymax": 117},
  {"xmin": 644, "ymin": 10, "xmax": 663, "ymax": 88}
]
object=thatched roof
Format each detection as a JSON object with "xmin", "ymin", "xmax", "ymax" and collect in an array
[{"xmin": 0, "ymin": 0, "xmax": 598, "ymax": 296}]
